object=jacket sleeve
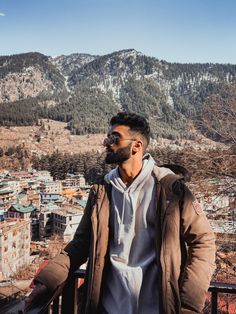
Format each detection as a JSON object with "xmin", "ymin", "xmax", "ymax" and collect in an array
[
  {"xmin": 34, "ymin": 187, "xmax": 96, "ymax": 291},
  {"xmin": 179, "ymin": 183, "xmax": 216, "ymax": 312}
]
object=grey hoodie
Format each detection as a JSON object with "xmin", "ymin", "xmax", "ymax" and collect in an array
[{"xmin": 101, "ymin": 154, "xmax": 174, "ymax": 314}]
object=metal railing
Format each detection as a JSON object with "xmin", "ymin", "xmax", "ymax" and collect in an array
[
  {"xmin": 208, "ymin": 281, "xmax": 236, "ymax": 314},
  {"xmin": 26, "ymin": 271, "xmax": 236, "ymax": 314}
]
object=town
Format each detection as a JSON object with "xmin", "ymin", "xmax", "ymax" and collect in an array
[
  {"xmin": 0, "ymin": 168, "xmax": 235, "ymax": 312},
  {"xmin": 0, "ymin": 169, "xmax": 91, "ymax": 311}
]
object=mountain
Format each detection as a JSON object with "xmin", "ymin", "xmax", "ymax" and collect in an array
[
  {"xmin": 0, "ymin": 49, "xmax": 235, "ymax": 142},
  {"xmin": 52, "ymin": 53, "xmax": 98, "ymax": 78},
  {"xmin": 0, "ymin": 52, "xmax": 66, "ymax": 102}
]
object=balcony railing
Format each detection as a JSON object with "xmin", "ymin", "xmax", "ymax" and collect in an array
[{"xmin": 26, "ymin": 270, "xmax": 236, "ymax": 314}]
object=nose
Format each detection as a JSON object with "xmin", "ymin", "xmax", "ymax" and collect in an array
[{"xmin": 103, "ymin": 138, "xmax": 111, "ymax": 147}]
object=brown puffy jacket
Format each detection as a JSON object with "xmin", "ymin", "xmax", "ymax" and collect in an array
[{"xmin": 36, "ymin": 166, "xmax": 215, "ymax": 314}]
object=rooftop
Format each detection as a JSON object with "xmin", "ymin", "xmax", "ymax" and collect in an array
[
  {"xmin": 17, "ymin": 193, "xmax": 27, "ymax": 200},
  {"xmin": 9, "ymin": 203, "xmax": 36, "ymax": 213},
  {"xmin": 0, "ymin": 189, "xmax": 14, "ymax": 194},
  {"xmin": 53, "ymin": 208, "xmax": 83, "ymax": 217}
]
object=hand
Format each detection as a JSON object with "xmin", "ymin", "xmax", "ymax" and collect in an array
[{"xmin": 24, "ymin": 283, "xmax": 48, "ymax": 311}]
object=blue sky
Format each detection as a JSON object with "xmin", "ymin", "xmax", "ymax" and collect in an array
[{"xmin": 0, "ymin": 0, "xmax": 235, "ymax": 64}]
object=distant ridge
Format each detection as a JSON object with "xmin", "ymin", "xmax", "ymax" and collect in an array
[{"xmin": 0, "ymin": 49, "xmax": 235, "ymax": 142}]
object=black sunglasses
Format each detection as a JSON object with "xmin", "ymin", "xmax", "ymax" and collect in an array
[{"xmin": 103, "ymin": 134, "xmax": 136, "ymax": 146}]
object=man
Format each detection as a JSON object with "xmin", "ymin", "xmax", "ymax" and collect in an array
[{"xmin": 26, "ymin": 112, "xmax": 215, "ymax": 313}]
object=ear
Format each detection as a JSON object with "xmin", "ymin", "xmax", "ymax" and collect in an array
[{"xmin": 132, "ymin": 140, "xmax": 143, "ymax": 153}]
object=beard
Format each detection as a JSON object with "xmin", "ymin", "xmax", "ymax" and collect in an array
[{"xmin": 105, "ymin": 144, "xmax": 132, "ymax": 164}]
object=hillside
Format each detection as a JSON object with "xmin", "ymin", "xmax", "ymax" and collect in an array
[
  {"xmin": 0, "ymin": 120, "xmax": 105, "ymax": 155},
  {"xmin": 0, "ymin": 49, "xmax": 235, "ymax": 142},
  {"xmin": 0, "ymin": 119, "xmax": 234, "ymax": 183},
  {"xmin": 0, "ymin": 119, "xmax": 226, "ymax": 156}
]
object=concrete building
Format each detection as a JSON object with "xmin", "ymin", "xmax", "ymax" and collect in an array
[
  {"xmin": 209, "ymin": 219, "xmax": 236, "ymax": 234},
  {"xmin": 0, "ymin": 219, "xmax": 31, "ymax": 279},
  {"xmin": 27, "ymin": 190, "xmax": 41, "ymax": 207},
  {"xmin": 52, "ymin": 208, "xmax": 83, "ymax": 242},
  {"xmin": 24, "ymin": 179, "xmax": 41, "ymax": 192},
  {"xmin": 40, "ymin": 181, "xmax": 62, "ymax": 194},
  {"xmin": 35, "ymin": 170, "xmax": 53, "ymax": 182},
  {"xmin": 0, "ymin": 188, "xmax": 16, "ymax": 209},
  {"xmin": 62, "ymin": 174, "xmax": 86, "ymax": 189},
  {"xmin": 39, "ymin": 210, "xmax": 53, "ymax": 240},
  {"xmin": 10, "ymin": 171, "xmax": 32, "ymax": 180},
  {"xmin": 31, "ymin": 213, "xmax": 40, "ymax": 241},
  {"xmin": 1, "ymin": 180, "xmax": 21, "ymax": 194},
  {"xmin": 38, "ymin": 204, "xmax": 59, "ymax": 240},
  {"xmin": 41, "ymin": 193, "xmax": 64, "ymax": 204},
  {"xmin": 7, "ymin": 204, "xmax": 39, "ymax": 240}
]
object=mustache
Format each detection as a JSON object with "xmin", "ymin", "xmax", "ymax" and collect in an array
[{"xmin": 106, "ymin": 147, "xmax": 113, "ymax": 153}]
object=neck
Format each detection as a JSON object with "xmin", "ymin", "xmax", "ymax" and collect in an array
[{"xmin": 118, "ymin": 158, "xmax": 143, "ymax": 186}]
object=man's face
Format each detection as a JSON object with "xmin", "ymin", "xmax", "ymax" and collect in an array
[{"xmin": 104, "ymin": 125, "xmax": 136, "ymax": 164}]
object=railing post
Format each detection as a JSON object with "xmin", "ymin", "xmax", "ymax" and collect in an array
[
  {"xmin": 61, "ymin": 273, "xmax": 78, "ymax": 314},
  {"xmin": 211, "ymin": 290, "xmax": 218, "ymax": 314},
  {"xmin": 52, "ymin": 295, "xmax": 60, "ymax": 314},
  {"xmin": 74, "ymin": 277, "xmax": 78, "ymax": 314}
]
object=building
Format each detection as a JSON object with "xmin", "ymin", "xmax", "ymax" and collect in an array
[
  {"xmin": 31, "ymin": 213, "xmax": 40, "ymax": 240},
  {"xmin": 7, "ymin": 203, "xmax": 36, "ymax": 220},
  {"xmin": 27, "ymin": 189, "xmax": 41, "ymax": 207},
  {"xmin": 62, "ymin": 174, "xmax": 86, "ymax": 189},
  {"xmin": 39, "ymin": 210, "xmax": 53, "ymax": 240},
  {"xmin": 209, "ymin": 219, "xmax": 236, "ymax": 234},
  {"xmin": 52, "ymin": 208, "xmax": 83, "ymax": 242},
  {"xmin": 7, "ymin": 204, "xmax": 39, "ymax": 240},
  {"xmin": 39, "ymin": 204, "xmax": 59, "ymax": 240},
  {"xmin": 10, "ymin": 171, "xmax": 32, "ymax": 180},
  {"xmin": 0, "ymin": 188, "xmax": 16, "ymax": 208},
  {"xmin": 0, "ymin": 219, "xmax": 31, "ymax": 279},
  {"xmin": 40, "ymin": 181, "xmax": 62, "ymax": 194},
  {"xmin": 35, "ymin": 170, "xmax": 53, "ymax": 182},
  {"xmin": 41, "ymin": 193, "xmax": 64, "ymax": 204},
  {"xmin": 24, "ymin": 179, "xmax": 41, "ymax": 192},
  {"xmin": 1, "ymin": 180, "xmax": 21, "ymax": 194}
]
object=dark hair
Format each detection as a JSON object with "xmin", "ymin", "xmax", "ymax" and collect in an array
[{"xmin": 110, "ymin": 112, "xmax": 150, "ymax": 147}]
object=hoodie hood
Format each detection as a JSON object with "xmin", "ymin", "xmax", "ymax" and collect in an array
[
  {"xmin": 105, "ymin": 153, "xmax": 156, "ymax": 194},
  {"xmin": 104, "ymin": 154, "xmax": 177, "ymax": 188}
]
